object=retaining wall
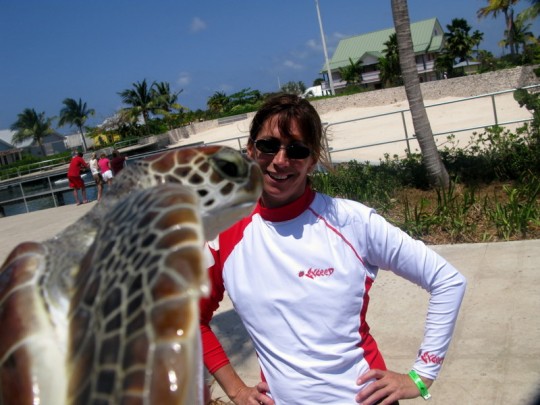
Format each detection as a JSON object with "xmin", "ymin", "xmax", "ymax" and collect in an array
[{"xmin": 311, "ymin": 65, "xmax": 540, "ymax": 114}]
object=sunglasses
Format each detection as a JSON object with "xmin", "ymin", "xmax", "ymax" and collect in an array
[{"xmin": 254, "ymin": 138, "xmax": 311, "ymax": 159}]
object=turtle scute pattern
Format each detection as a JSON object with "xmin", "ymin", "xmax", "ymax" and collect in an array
[{"xmin": 0, "ymin": 146, "xmax": 263, "ymax": 405}]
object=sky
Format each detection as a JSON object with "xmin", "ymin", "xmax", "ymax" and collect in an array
[{"xmin": 0, "ymin": 0, "xmax": 538, "ymax": 133}]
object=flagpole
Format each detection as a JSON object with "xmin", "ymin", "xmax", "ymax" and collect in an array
[{"xmin": 315, "ymin": 0, "xmax": 335, "ymax": 95}]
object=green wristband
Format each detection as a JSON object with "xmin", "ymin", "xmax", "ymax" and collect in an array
[{"xmin": 408, "ymin": 370, "xmax": 431, "ymax": 400}]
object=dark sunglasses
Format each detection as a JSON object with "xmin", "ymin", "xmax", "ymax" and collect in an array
[{"xmin": 254, "ymin": 138, "xmax": 311, "ymax": 159}]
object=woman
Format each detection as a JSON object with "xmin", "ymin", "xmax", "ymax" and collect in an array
[
  {"xmin": 98, "ymin": 153, "xmax": 113, "ymax": 188},
  {"xmin": 200, "ymin": 94, "xmax": 466, "ymax": 404},
  {"xmin": 89, "ymin": 152, "xmax": 103, "ymax": 202}
]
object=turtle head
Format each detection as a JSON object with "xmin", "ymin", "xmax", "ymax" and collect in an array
[{"xmin": 105, "ymin": 145, "xmax": 263, "ymax": 240}]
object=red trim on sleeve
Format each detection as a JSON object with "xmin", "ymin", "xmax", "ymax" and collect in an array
[
  {"xmin": 200, "ymin": 245, "xmax": 229, "ymax": 373},
  {"xmin": 199, "ymin": 212, "xmax": 257, "ymax": 374}
]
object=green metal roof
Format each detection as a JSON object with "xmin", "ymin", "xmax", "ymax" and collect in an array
[{"xmin": 326, "ymin": 17, "xmax": 444, "ymax": 71}]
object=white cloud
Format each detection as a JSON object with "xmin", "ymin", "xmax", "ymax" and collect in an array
[
  {"xmin": 283, "ymin": 60, "xmax": 304, "ymax": 70},
  {"xmin": 190, "ymin": 17, "xmax": 207, "ymax": 33},
  {"xmin": 177, "ymin": 72, "xmax": 191, "ymax": 86},
  {"xmin": 306, "ymin": 39, "xmax": 320, "ymax": 51}
]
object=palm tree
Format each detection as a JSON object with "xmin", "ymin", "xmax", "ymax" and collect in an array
[
  {"xmin": 58, "ymin": 98, "xmax": 95, "ymax": 152},
  {"xmin": 151, "ymin": 81, "xmax": 186, "ymax": 129},
  {"xmin": 152, "ymin": 81, "xmax": 184, "ymax": 114},
  {"xmin": 477, "ymin": 0, "xmax": 520, "ymax": 55},
  {"xmin": 10, "ymin": 108, "xmax": 54, "ymax": 156},
  {"xmin": 207, "ymin": 91, "xmax": 230, "ymax": 113},
  {"xmin": 118, "ymin": 79, "xmax": 156, "ymax": 125},
  {"xmin": 338, "ymin": 58, "xmax": 363, "ymax": 86},
  {"xmin": 379, "ymin": 33, "xmax": 402, "ymax": 87},
  {"xmin": 520, "ymin": 0, "xmax": 540, "ymax": 19},
  {"xmin": 228, "ymin": 88, "xmax": 263, "ymax": 108},
  {"xmin": 391, "ymin": 0, "xmax": 449, "ymax": 187},
  {"xmin": 435, "ymin": 49, "xmax": 456, "ymax": 78},
  {"xmin": 281, "ymin": 81, "xmax": 307, "ymax": 95},
  {"xmin": 445, "ymin": 18, "xmax": 475, "ymax": 64},
  {"xmin": 500, "ymin": 13, "xmax": 537, "ymax": 53},
  {"xmin": 471, "ymin": 30, "xmax": 485, "ymax": 57}
]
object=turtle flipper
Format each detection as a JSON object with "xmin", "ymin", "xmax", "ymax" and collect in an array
[
  {"xmin": 67, "ymin": 184, "xmax": 207, "ymax": 405},
  {"xmin": 0, "ymin": 242, "xmax": 67, "ymax": 405}
]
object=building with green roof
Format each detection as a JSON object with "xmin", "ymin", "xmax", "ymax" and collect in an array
[{"xmin": 322, "ymin": 17, "xmax": 445, "ymax": 93}]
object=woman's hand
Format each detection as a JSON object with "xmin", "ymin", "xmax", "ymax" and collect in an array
[
  {"xmin": 355, "ymin": 369, "xmax": 433, "ymax": 404},
  {"xmin": 231, "ymin": 382, "xmax": 275, "ymax": 405}
]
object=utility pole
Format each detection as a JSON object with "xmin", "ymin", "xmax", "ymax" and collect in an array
[{"xmin": 315, "ymin": 0, "xmax": 335, "ymax": 95}]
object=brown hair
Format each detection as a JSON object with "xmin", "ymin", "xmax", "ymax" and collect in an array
[{"xmin": 249, "ymin": 93, "xmax": 329, "ymax": 166}]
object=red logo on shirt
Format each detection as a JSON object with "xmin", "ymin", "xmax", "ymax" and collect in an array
[
  {"xmin": 298, "ymin": 268, "xmax": 334, "ymax": 279},
  {"xmin": 420, "ymin": 351, "xmax": 444, "ymax": 365}
]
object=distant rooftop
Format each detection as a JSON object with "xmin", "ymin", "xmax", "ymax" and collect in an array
[{"xmin": 326, "ymin": 17, "xmax": 445, "ymax": 71}]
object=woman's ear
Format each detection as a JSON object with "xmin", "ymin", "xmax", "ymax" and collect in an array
[
  {"xmin": 307, "ymin": 156, "xmax": 318, "ymax": 174},
  {"xmin": 246, "ymin": 142, "xmax": 255, "ymax": 159}
]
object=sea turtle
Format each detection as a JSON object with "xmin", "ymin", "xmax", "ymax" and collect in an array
[{"xmin": 0, "ymin": 145, "xmax": 263, "ymax": 405}]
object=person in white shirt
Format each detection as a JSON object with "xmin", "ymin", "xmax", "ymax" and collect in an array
[
  {"xmin": 200, "ymin": 93, "xmax": 466, "ymax": 405},
  {"xmin": 89, "ymin": 152, "xmax": 103, "ymax": 202}
]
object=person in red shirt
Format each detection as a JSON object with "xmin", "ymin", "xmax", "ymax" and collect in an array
[{"xmin": 67, "ymin": 151, "xmax": 89, "ymax": 205}]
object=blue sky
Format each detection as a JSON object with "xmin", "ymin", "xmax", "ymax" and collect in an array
[{"xmin": 0, "ymin": 0, "xmax": 537, "ymax": 133}]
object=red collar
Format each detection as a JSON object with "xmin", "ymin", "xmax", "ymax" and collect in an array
[{"xmin": 255, "ymin": 187, "xmax": 316, "ymax": 222}]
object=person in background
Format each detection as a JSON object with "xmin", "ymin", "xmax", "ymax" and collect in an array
[
  {"xmin": 200, "ymin": 94, "xmax": 467, "ymax": 405},
  {"xmin": 110, "ymin": 149, "xmax": 126, "ymax": 176},
  {"xmin": 98, "ymin": 153, "xmax": 113, "ymax": 188},
  {"xmin": 89, "ymin": 152, "xmax": 103, "ymax": 202},
  {"xmin": 67, "ymin": 151, "xmax": 89, "ymax": 206}
]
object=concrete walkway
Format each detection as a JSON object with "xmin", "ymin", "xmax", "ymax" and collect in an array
[{"xmin": 0, "ymin": 202, "xmax": 539, "ymax": 404}]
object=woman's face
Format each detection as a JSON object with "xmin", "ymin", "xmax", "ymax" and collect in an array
[{"xmin": 247, "ymin": 116, "xmax": 317, "ymax": 208}]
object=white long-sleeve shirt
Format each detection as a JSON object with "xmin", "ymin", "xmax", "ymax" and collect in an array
[{"xmin": 200, "ymin": 187, "xmax": 466, "ymax": 404}]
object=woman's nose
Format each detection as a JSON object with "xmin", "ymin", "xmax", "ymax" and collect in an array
[{"xmin": 272, "ymin": 147, "xmax": 289, "ymax": 164}]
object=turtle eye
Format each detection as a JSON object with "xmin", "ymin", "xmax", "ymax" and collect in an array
[{"xmin": 210, "ymin": 149, "xmax": 247, "ymax": 180}]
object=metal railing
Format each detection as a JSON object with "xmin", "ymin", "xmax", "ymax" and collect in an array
[
  {"xmin": 0, "ymin": 142, "xmax": 207, "ymax": 217},
  {"xmin": 0, "ymin": 170, "xmax": 99, "ymax": 217},
  {"xmin": 0, "ymin": 156, "xmax": 72, "ymax": 181},
  {"xmin": 324, "ymin": 86, "xmax": 537, "ymax": 163},
  {"xmin": 203, "ymin": 86, "xmax": 538, "ymax": 165}
]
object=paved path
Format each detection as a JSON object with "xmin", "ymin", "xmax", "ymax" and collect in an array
[{"xmin": 1, "ymin": 203, "xmax": 538, "ymax": 404}]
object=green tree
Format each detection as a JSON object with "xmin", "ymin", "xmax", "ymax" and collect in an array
[
  {"xmin": 477, "ymin": 0, "xmax": 520, "ymax": 55},
  {"xmin": 228, "ymin": 88, "xmax": 262, "ymax": 107},
  {"xmin": 58, "ymin": 98, "xmax": 95, "ymax": 152},
  {"xmin": 10, "ymin": 108, "xmax": 54, "ymax": 156},
  {"xmin": 207, "ymin": 91, "xmax": 230, "ymax": 113},
  {"xmin": 152, "ymin": 81, "xmax": 184, "ymax": 114},
  {"xmin": 391, "ymin": 0, "xmax": 449, "ymax": 187},
  {"xmin": 477, "ymin": 49, "xmax": 499, "ymax": 72},
  {"xmin": 379, "ymin": 33, "xmax": 402, "ymax": 87},
  {"xmin": 500, "ymin": 12, "xmax": 537, "ymax": 53},
  {"xmin": 435, "ymin": 50, "xmax": 457, "ymax": 78},
  {"xmin": 281, "ymin": 81, "xmax": 306, "ymax": 95},
  {"xmin": 445, "ymin": 18, "xmax": 475, "ymax": 64},
  {"xmin": 471, "ymin": 30, "xmax": 485, "ymax": 57},
  {"xmin": 519, "ymin": 0, "xmax": 540, "ymax": 19},
  {"xmin": 118, "ymin": 79, "xmax": 156, "ymax": 125},
  {"xmin": 338, "ymin": 57, "xmax": 363, "ymax": 86},
  {"xmin": 151, "ymin": 81, "xmax": 186, "ymax": 129}
]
